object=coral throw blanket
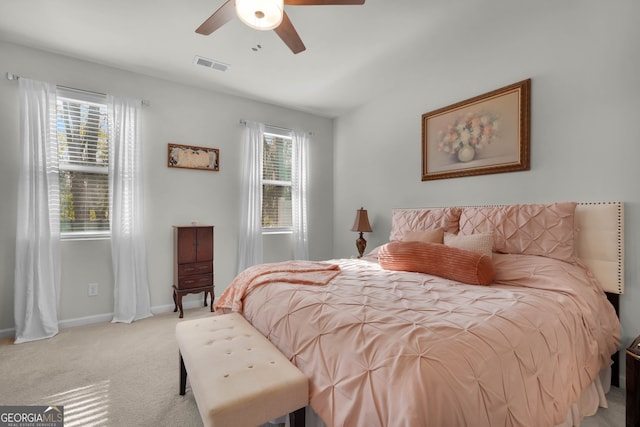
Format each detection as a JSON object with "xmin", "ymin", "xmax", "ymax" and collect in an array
[{"xmin": 215, "ymin": 260, "xmax": 340, "ymax": 314}]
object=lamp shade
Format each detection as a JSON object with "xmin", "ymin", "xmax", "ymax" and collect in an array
[
  {"xmin": 236, "ymin": 0, "xmax": 284, "ymax": 31},
  {"xmin": 351, "ymin": 208, "xmax": 372, "ymax": 233}
]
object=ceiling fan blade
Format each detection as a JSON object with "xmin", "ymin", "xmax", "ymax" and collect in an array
[
  {"xmin": 196, "ymin": 0, "xmax": 236, "ymax": 35},
  {"xmin": 284, "ymin": 0, "xmax": 365, "ymax": 5},
  {"xmin": 273, "ymin": 12, "xmax": 306, "ymax": 54}
]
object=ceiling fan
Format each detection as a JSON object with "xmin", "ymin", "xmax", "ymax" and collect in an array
[{"xmin": 196, "ymin": 0, "xmax": 365, "ymax": 54}]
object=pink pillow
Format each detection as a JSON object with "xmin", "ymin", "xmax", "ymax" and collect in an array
[
  {"xmin": 390, "ymin": 208, "xmax": 461, "ymax": 241},
  {"xmin": 403, "ymin": 228, "xmax": 444, "ymax": 244},
  {"xmin": 458, "ymin": 202, "xmax": 577, "ymax": 261},
  {"xmin": 378, "ymin": 241, "xmax": 495, "ymax": 286}
]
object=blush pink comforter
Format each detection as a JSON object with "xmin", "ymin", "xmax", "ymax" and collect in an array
[{"xmin": 217, "ymin": 255, "xmax": 620, "ymax": 427}]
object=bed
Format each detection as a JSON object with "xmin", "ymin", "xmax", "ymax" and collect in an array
[{"xmin": 216, "ymin": 201, "xmax": 623, "ymax": 427}]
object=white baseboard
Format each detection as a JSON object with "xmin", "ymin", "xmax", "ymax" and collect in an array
[
  {"xmin": 151, "ymin": 299, "xmax": 206, "ymax": 315},
  {"xmin": 0, "ymin": 327, "xmax": 15, "ymax": 339},
  {"xmin": 59, "ymin": 312, "xmax": 113, "ymax": 330},
  {"xmin": 0, "ymin": 299, "xmax": 208, "ymax": 340}
]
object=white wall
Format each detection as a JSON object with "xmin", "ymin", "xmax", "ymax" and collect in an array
[
  {"xmin": 0, "ymin": 41, "xmax": 334, "ymax": 332},
  {"xmin": 333, "ymin": 1, "xmax": 640, "ymax": 377}
]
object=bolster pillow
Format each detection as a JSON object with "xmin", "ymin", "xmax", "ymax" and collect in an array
[{"xmin": 378, "ymin": 240, "xmax": 495, "ymax": 286}]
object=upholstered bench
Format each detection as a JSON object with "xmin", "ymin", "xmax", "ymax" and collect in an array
[{"xmin": 176, "ymin": 313, "xmax": 308, "ymax": 427}]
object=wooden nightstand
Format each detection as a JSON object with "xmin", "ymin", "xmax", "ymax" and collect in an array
[
  {"xmin": 173, "ymin": 225, "xmax": 215, "ymax": 318},
  {"xmin": 627, "ymin": 335, "xmax": 640, "ymax": 427}
]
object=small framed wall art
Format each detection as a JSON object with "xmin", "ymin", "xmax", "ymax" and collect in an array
[
  {"xmin": 421, "ymin": 79, "xmax": 531, "ymax": 181},
  {"xmin": 168, "ymin": 143, "xmax": 219, "ymax": 171}
]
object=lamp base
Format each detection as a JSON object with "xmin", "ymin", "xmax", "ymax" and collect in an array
[{"xmin": 355, "ymin": 232, "xmax": 367, "ymax": 258}]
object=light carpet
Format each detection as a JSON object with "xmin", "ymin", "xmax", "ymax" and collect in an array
[{"xmin": 0, "ymin": 307, "xmax": 211, "ymax": 427}]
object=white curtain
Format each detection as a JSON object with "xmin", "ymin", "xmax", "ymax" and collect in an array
[
  {"xmin": 14, "ymin": 78, "xmax": 61, "ymax": 343},
  {"xmin": 108, "ymin": 95, "xmax": 152, "ymax": 323},
  {"xmin": 237, "ymin": 121, "xmax": 264, "ymax": 274},
  {"xmin": 291, "ymin": 130, "xmax": 309, "ymax": 260}
]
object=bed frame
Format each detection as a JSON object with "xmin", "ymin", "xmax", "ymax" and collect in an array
[{"xmin": 575, "ymin": 202, "xmax": 624, "ymax": 386}]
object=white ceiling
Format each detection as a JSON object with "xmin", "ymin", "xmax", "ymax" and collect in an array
[{"xmin": 0, "ymin": 1, "xmax": 497, "ymax": 117}]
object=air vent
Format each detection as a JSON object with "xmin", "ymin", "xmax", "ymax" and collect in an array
[{"xmin": 193, "ymin": 55, "xmax": 229, "ymax": 72}]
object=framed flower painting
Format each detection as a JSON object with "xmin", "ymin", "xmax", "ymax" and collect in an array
[{"xmin": 421, "ymin": 79, "xmax": 531, "ymax": 181}]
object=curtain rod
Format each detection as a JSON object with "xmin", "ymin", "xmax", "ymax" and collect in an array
[
  {"xmin": 6, "ymin": 72, "xmax": 150, "ymax": 107},
  {"xmin": 239, "ymin": 119, "xmax": 313, "ymax": 136}
]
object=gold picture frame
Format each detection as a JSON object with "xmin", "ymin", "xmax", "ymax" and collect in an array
[
  {"xmin": 168, "ymin": 143, "xmax": 219, "ymax": 172},
  {"xmin": 421, "ymin": 79, "xmax": 531, "ymax": 181}
]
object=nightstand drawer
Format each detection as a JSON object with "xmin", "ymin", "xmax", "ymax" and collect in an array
[
  {"xmin": 178, "ymin": 262, "xmax": 212, "ymax": 277},
  {"xmin": 178, "ymin": 273, "xmax": 213, "ymax": 290}
]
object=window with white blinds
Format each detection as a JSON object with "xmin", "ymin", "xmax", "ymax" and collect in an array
[
  {"xmin": 56, "ymin": 89, "xmax": 110, "ymax": 237},
  {"xmin": 262, "ymin": 130, "xmax": 292, "ymax": 231}
]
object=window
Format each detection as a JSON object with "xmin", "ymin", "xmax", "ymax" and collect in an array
[
  {"xmin": 56, "ymin": 89, "xmax": 110, "ymax": 238},
  {"xmin": 262, "ymin": 129, "xmax": 292, "ymax": 232}
]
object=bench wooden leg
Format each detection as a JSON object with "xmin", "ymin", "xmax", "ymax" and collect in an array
[
  {"xmin": 289, "ymin": 407, "xmax": 305, "ymax": 427},
  {"xmin": 180, "ymin": 351, "xmax": 187, "ymax": 396}
]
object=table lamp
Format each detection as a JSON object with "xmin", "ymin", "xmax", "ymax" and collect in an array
[{"xmin": 351, "ymin": 207, "xmax": 372, "ymax": 258}]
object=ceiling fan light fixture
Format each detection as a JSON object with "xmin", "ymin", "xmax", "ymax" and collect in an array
[{"xmin": 235, "ymin": 0, "xmax": 284, "ymax": 31}]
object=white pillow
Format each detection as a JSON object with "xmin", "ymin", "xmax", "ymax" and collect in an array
[{"xmin": 444, "ymin": 232, "xmax": 493, "ymax": 258}]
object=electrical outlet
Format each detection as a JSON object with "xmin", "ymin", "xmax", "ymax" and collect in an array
[{"xmin": 88, "ymin": 283, "xmax": 99, "ymax": 297}]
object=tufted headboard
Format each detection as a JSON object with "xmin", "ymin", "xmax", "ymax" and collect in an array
[
  {"xmin": 574, "ymin": 202, "xmax": 624, "ymax": 295},
  {"xmin": 390, "ymin": 202, "xmax": 624, "ymax": 294}
]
